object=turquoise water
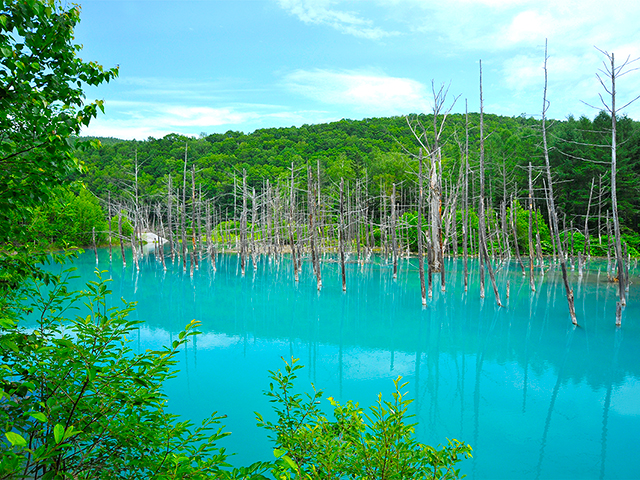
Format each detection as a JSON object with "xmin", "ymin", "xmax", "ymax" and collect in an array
[{"xmin": 45, "ymin": 248, "xmax": 640, "ymax": 479}]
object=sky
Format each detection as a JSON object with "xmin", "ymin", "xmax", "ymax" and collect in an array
[{"xmin": 74, "ymin": 0, "xmax": 640, "ymax": 140}]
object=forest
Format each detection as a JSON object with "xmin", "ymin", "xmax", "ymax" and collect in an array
[{"xmin": 27, "ymin": 110, "xmax": 640, "ymax": 259}]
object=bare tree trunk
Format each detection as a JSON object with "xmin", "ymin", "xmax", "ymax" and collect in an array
[
  {"xmin": 540, "ymin": 181, "xmax": 554, "ymax": 262},
  {"xmin": 206, "ymin": 201, "xmax": 216, "ymax": 272},
  {"xmin": 106, "ymin": 191, "xmax": 113, "ymax": 262},
  {"xmin": 511, "ymin": 192, "xmax": 525, "ymax": 275},
  {"xmin": 391, "ymin": 183, "xmax": 398, "ymax": 280},
  {"xmin": 583, "ymin": 177, "xmax": 595, "ymax": 260},
  {"xmin": 463, "ymin": 101, "xmax": 469, "ymax": 292},
  {"xmin": 340, "ymin": 178, "xmax": 347, "ymax": 291},
  {"xmin": 92, "ymin": 227, "xmax": 98, "ymax": 265},
  {"xmin": 606, "ymin": 52, "xmax": 626, "ymax": 306},
  {"xmin": 157, "ymin": 204, "xmax": 167, "ymax": 272},
  {"xmin": 535, "ymin": 207, "xmax": 544, "ymax": 267},
  {"xmin": 181, "ymin": 145, "xmax": 188, "ymax": 273},
  {"xmin": 240, "ymin": 169, "xmax": 247, "ymax": 276},
  {"xmin": 528, "ymin": 162, "xmax": 536, "ymax": 291},
  {"xmin": 191, "ymin": 165, "xmax": 199, "ymax": 270},
  {"xmin": 251, "ymin": 187, "xmax": 258, "ymax": 271},
  {"xmin": 130, "ymin": 229, "xmax": 139, "ymax": 271},
  {"xmin": 288, "ymin": 162, "xmax": 299, "ymax": 282},
  {"xmin": 167, "ymin": 176, "xmax": 175, "ymax": 261},
  {"xmin": 118, "ymin": 209, "xmax": 126, "ymax": 267},
  {"xmin": 479, "ymin": 60, "xmax": 502, "ymax": 306},
  {"xmin": 307, "ymin": 164, "xmax": 321, "ymax": 290},
  {"xmin": 417, "ymin": 149, "xmax": 427, "ymax": 306},
  {"xmin": 541, "ymin": 41, "xmax": 577, "ymax": 325}
]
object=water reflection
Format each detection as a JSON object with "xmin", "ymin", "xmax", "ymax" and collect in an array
[{"xmin": 37, "ymin": 249, "xmax": 640, "ymax": 479}]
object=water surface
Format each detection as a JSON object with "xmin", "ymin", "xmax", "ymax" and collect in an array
[{"xmin": 49, "ymin": 249, "xmax": 640, "ymax": 479}]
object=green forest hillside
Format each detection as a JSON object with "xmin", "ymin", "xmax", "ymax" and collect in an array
[
  {"xmin": 74, "ymin": 111, "xmax": 639, "ymax": 227},
  {"xmin": 22, "ymin": 111, "xmax": 640, "ymax": 251}
]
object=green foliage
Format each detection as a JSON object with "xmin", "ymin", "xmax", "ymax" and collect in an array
[
  {"xmin": 26, "ymin": 187, "xmax": 109, "ymax": 248},
  {"xmin": 0, "ymin": 0, "xmax": 117, "ymax": 327},
  {"xmin": 257, "ymin": 358, "xmax": 471, "ymax": 480},
  {"xmin": 0, "ymin": 269, "xmax": 234, "ymax": 479},
  {"xmin": 508, "ymin": 202, "xmax": 552, "ymax": 256},
  {"xmin": 0, "ymin": 0, "xmax": 118, "ymax": 244},
  {"xmin": 399, "ymin": 211, "xmax": 428, "ymax": 253},
  {"xmin": 110, "ymin": 211, "xmax": 134, "ymax": 239}
]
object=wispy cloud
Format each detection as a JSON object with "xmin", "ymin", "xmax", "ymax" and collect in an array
[
  {"xmin": 283, "ymin": 69, "xmax": 430, "ymax": 115},
  {"xmin": 276, "ymin": 0, "xmax": 398, "ymax": 40},
  {"xmin": 81, "ymin": 99, "xmax": 337, "ymax": 140}
]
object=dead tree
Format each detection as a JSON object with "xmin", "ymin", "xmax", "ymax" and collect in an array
[
  {"xmin": 417, "ymin": 149, "xmax": 427, "ymax": 306},
  {"xmin": 107, "ymin": 191, "xmax": 113, "ymax": 262},
  {"xmin": 463, "ymin": 101, "xmax": 470, "ymax": 292},
  {"xmin": 307, "ymin": 164, "xmax": 322, "ymax": 290},
  {"xmin": 406, "ymin": 83, "xmax": 459, "ymax": 289},
  {"xmin": 527, "ymin": 162, "xmax": 536, "ymax": 291},
  {"xmin": 288, "ymin": 162, "xmax": 299, "ymax": 282},
  {"xmin": 118, "ymin": 208, "xmax": 126, "ymax": 267},
  {"xmin": 391, "ymin": 183, "xmax": 399, "ymax": 280},
  {"xmin": 181, "ymin": 145, "xmax": 188, "ymax": 272},
  {"xmin": 339, "ymin": 177, "xmax": 347, "ymax": 291},
  {"xmin": 479, "ymin": 60, "xmax": 502, "ymax": 307},
  {"xmin": 240, "ymin": 169, "xmax": 248, "ymax": 276},
  {"xmin": 541, "ymin": 41, "xmax": 577, "ymax": 325},
  {"xmin": 590, "ymin": 48, "xmax": 640, "ymax": 312}
]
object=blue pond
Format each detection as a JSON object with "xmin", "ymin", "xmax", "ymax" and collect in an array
[{"xmin": 49, "ymin": 248, "xmax": 640, "ymax": 479}]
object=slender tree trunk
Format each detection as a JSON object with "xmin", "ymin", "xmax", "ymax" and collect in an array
[
  {"xmin": 608, "ymin": 52, "xmax": 626, "ymax": 307},
  {"xmin": 191, "ymin": 165, "xmax": 199, "ymax": 270},
  {"xmin": 182, "ymin": 145, "xmax": 188, "ymax": 272},
  {"xmin": 417, "ymin": 149, "xmax": 427, "ymax": 306},
  {"xmin": 107, "ymin": 191, "xmax": 113, "ymax": 262},
  {"xmin": 340, "ymin": 178, "xmax": 347, "ymax": 291},
  {"xmin": 528, "ymin": 162, "xmax": 536, "ymax": 291},
  {"xmin": 307, "ymin": 164, "xmax": 321, "ymax": 290},
  {"xmin": 463, "ymin": 101, "xmax": 469, "ymax": 292},
  {"xmin": 118, "ymin": 209, "xmax": 126, "ymax": 267},
  {"xmin": 479, "ymin": 60, "xmax": 502, "ymax": 306},
  {"xmin": 541, "ymin": 41, "xmax": 577, "ymax": 325},
  {"xmin": 391, "ymin": 183, "xmax": 398, "ymax": 280},
  {"xmin": 583, "ymin": 177, "xmax": 595, "ymax": 259},
  {"xmin": 511, "ymin": 192, "xmax": 525, "ymax": 274},
  {"xmin": 240, "ymin": 169, "xmax": 247, "ymax": 276},
  {"xmin": 288, "ymin": 163, "xmax": 299, "ymax": 282}
]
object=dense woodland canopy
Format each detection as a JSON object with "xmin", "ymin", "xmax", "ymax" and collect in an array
[{"xmin": 32, "ymin": 110, "xmax": 639, "ymax": 253}]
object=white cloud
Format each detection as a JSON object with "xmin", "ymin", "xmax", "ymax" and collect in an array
[
  {"xmin": 276, "ymin": 0, "xmax": 398, "ymax": 39},
  {"xmin": 284, "ymin": 69, "xmax": 430, "ymax": 115}
]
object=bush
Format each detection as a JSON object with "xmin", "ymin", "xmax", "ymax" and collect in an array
[
  {"xmin": 257, "ymin": 358, "xmax": 472, "ymax": 479},
  {"xmin": 0, "ymin": 265, "xmax": 239, "ymax": 479}
]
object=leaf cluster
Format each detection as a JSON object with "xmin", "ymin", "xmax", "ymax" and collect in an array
[{"xmin": 257, "ymin": 358, "xmax": 471, "ymax": 480}]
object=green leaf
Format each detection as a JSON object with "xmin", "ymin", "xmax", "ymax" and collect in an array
[
  {"xmin": 5, "ymin": 431, "xmax": 27, "ymax": 447},
  {"xmin": 63, "ymin": 426, "xmax": 82, "ymax": 441},
  {"xmin": 53, "ymin": 423, "xmax": 64, "ymax": 443},
  {"xmin": 28, "ymin": 411, "xmax": 47, "ymax": 422}
]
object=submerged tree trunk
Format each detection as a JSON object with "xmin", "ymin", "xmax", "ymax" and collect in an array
[
  {"xmin": 463, "ymin": 101, "xmax": 469, "ymax": 292},
  {"xmin": 417, "ymin": 149, "xmax": 427, "ymax": 306},
  {"xmin": 479, "ymin": 60, "xmax": 502, "ymax": 307},
  {"xmin": 391, "ymin": 183, "xmax": 399, "ymax": 280},
  {"xmin": 339, "ymin": 178, "xmax": 347, "ymax": 291},
  {"xmin": 541, "ymin": 41, "xmax": 577, "ymax": 325},
  {"xmin": 528, "ymin": 162, "xmax": 536, "ymax": 291},
  {"xmin": 288, "ymin": 162, "xmax": 299, "ymax": 282},
  {"xmin": 240, "ymin": 169, "xmax": 247, "ymax": 276},
  {"xmin": 118, "ymin": 209, "xmax": 126, "ymax": 267},
  {"xmin": 307, "ymin": 165, "xmax": 321, "ymax": 290},
  {"xmin": 107, "ymin": 192, "xmax": 112, "ymax": 262}
]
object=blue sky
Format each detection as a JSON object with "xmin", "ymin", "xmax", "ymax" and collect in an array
[{"xmin": 76, "ymin": 0, "xmax": 640, "ymax": 139}]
